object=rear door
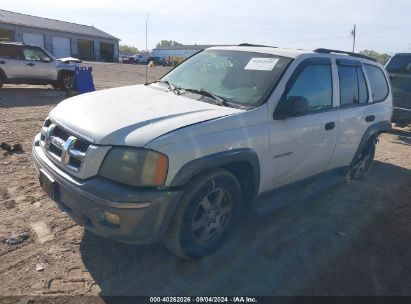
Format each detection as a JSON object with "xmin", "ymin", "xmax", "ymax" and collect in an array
[
  {"xmin": 0, "ymin": 44, "xmax": 26, "ymax": 79},
  {"xmin": 385, "ymin": 54, "xmax": 411, "ymax": 109},
  {"xmin": 21, "ymin": 46, "xmax": 57, "ymax": 80},
  {"xmin": 331, "ymin": 61, "xmax": 391, "ymax": 168}
]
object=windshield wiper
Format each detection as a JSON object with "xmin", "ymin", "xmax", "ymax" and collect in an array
[{"xmin": 183, "ymin": 88, "xmax": 232, "ymax": 107}]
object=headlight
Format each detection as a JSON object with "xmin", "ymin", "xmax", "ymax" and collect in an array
[{"xmin": 99, "ymin": 147, "xmax": 168, "ymax": 187}]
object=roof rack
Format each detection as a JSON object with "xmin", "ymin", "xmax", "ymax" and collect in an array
[
  {"xmin": 238, "ymin": 43, "xmax": 277, "ymax": 48},
  {"xmin": 314, "ymin": 48, "xmax": 377, "ymax": 62},
  {"xmin": 0, "ymin": 41, "xmax": 26, "ymax": 45}
]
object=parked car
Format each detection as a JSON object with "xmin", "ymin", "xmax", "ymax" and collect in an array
[
  {"xmin": 385, "ymin": 53, "xmax": 411, "ymax": 121},
  {"xmin": 0, "ymin": 41, "xmax": 76, "ymax": 90},
  {"xmin": 147, "ymin": 56, "xmax": 165, "ymax": 66},
  {"xmin": 132, "ymin": 54, "xmax": 147, "ymax": 64},
  {"xmin": 119, "ymin": 55, "xmax": 134, "ymax": 64},
  {"xmin": 33, "ymin": 45, "xmax": 392, "ymax": 259}
]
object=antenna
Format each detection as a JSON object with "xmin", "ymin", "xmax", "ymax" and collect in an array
[{"xmin": 145, "ymin": 12, "xmax": 148, "ymax": 85}]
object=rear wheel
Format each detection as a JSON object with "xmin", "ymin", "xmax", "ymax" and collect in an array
[
  {"xmin": 164, "ymin": 168, "xmax": 242, "ymax": 259},
  {"xmin": 347, "ymin": 139, "xmax": 376, "ymax": 181}
]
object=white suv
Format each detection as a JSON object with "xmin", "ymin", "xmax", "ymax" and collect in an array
[
  {"xmin": 0, "ymin": 42, "xmax": 76, "ymax": 90},
  {"xmin": 32, "ymin": 45, "xmax": 392, "ymax": 259}
]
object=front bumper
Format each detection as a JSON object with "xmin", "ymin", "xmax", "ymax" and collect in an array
[{"xmin": 32, "ymin": 134, "xmax": 183, "ymax": 244}]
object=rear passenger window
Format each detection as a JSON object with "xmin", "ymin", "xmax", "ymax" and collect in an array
[
  {"xmin": 364, "ymin": 65, "xmax": 389, "ymax": 102},
  {"xmin": 0, "ymin": 45, "xmax": 19, "ymax": 59},
  {"xmin": 338, "ymin": 65, "xmax": 368, "ymax": 106},
  {"xmin": 287, "ymin": 63, "xmax": 333, "ymax": 111}
]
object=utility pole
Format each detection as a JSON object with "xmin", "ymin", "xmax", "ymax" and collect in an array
[
  {"xmin": 145, "ymin": 12, "xmax": 148, "ymax": 85},
  {"xmin": 351, "ymin": 24, "xmax": 356, "ymax": 53}
]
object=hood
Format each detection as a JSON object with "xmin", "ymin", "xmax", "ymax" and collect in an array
[{"xmin": 50, "ymin": 84, "xmax": 244, "ymax": 146}]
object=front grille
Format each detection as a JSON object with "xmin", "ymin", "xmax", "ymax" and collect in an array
[{"xmin": 40, "ymin": 118, "xmax": 91, "ymax": 172}]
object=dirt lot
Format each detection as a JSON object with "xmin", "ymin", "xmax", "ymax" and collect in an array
[{"xmin": 0, "ymin": 63, "xmax": 410, "ymax": 297}]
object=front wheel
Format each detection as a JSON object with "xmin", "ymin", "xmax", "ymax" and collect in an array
[
  {"xmin": 60, "ymin": 73, "xmax": 74, "ymax": 91},
  {"xmin": 347, "ymin": 139, "xmax": 376, "ymax": 181},
  {"xmin": 164, "ymin": 168, "xmax": 242, "ymax": 259}
]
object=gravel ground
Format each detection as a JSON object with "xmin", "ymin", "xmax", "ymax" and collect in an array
[{"xmin": 0, "ymin": 63, "xmax": 410, "ymax": 297}]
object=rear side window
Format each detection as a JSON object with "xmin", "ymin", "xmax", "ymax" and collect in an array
[
  {"xmin": 0, "ymin": 45, "xmax": 19, "ymax": 59},
  {"xmin": 338, "ymin": 65, "xmax": 368, "ymax": 105},
  {"xmin": 386, "ymin": 54, "xmax": 411, "ymax": 73},
  {"xmin": 287, "ymin": 63, "xmax": 333, "ymax": 111},
  {"xmin": 364, "ymin": 65, "xmax": 389, "ymax": 102}
]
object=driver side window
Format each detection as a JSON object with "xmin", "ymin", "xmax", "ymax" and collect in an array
[{"xmin": 287, "ymin": 63, "xmax": 333, "ymax": 111}]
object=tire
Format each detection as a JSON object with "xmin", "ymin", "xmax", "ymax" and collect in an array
[
  {"xmin": 59, "ymin": 73, "xmax": 74, "ymax": 91},
  {"xmin": 347, "ymin": 138, "xmax": 376, "ymax": 181},
  {"xmin": 164, "ymin": 168, "xmax": 242, "ymax": 260},
  {"xmin": 0, "ymin": 77, "xmax": 3, "ymax": 90}
]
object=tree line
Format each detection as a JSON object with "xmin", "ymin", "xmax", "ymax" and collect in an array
[{"xmin": 120, "ymin": 42, "xmax": 392, "ymax": 65}]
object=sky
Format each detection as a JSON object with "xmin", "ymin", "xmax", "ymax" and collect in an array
[{"xmin": 2, "ymin": 0, "xmax": 411, "ymax": 54}]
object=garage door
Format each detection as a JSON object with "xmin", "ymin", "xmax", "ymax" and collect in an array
[
  {"xmin": 22, "ymin": 32, "xmax": 44, "ymax": 48},
  {"xmin": 52, "ymin": 36, "xmax": 71, "ymax": 58}
]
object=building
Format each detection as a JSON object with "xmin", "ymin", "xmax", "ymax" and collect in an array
[
  {"xmin": 152, "ymin": 45, "xmax": 227, "ymax": 59},
  {"xmin": 0, "ymin": 9, "xmax": 120, "ymax": 62}
]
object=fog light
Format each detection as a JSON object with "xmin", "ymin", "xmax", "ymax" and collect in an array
[{"xmin": 103, "ymin": 211, "xmax": 120, "ymax": 226}]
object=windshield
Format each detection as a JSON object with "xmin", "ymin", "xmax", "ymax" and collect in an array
[{"xmin": 161, "ymin": 50, "xmax": 292, "ymax": 107}]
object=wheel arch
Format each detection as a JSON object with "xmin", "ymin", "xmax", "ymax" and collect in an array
[
  {"xmin": 0, "ymin": 68, "xmax": 7, "ymax": 81},
  {"xmin": 57, "ymin": 69, "xmax": 74, "ymax": 81},
  {"xmin": 350, "ymin": 120, "xmax": 391, "ymax": 167},
  {"xmin": 170, "ymin": 148, "xmax": 261, "ymax": 208}
]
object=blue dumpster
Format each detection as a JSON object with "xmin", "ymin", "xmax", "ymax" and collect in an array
[{"xmin": 74, "ymin": 67, "xmax": 95, "ymax": 94}]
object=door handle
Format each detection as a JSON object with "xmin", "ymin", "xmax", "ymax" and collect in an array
[
  {"xmin": 0, "ymin": 60, "xmax": 6, "ymax": 64},
  {"xmin": 26, "ymin": 63, "xmax": 35, "ymax": 66},
  {"xmin": 325, "ymin": 122, "xmax": 335, "ymax": 131},
  {"xmin": 365, "ymin": 115, "xmax": 375, "ymax": 122}
]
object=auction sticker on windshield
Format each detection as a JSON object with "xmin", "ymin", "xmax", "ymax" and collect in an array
[{"xmin": 244, "ymin": 57, "xmax": 279, "ymax": 71}]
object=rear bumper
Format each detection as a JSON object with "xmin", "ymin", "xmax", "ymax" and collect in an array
[{"xmin": 32, "ymin": 134, "xmax": 183, "ymax": 244}]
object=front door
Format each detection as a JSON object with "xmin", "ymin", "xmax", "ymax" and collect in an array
[
  {"xmin": 268, "ymin": 59, "xmax": 338, "ymax": 188},
  {"xmin": 21, "ymin": 46, "xmax": 57, "ymax": 80}
]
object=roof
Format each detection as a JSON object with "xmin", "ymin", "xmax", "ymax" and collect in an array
[
  {"xmin": 209, "ymin": 46, "xmax": 380, "ymax": 64},
  {"xmin": 154, "ymin": 44, "xmax": 232, "ymax": 51},
  {"xmin": 0, "ymin": 9, "xmax": 119, "ymax": 40},
  {"xmin": 209, "ymin": 46, "xmax": 313, "ymax": 59}
]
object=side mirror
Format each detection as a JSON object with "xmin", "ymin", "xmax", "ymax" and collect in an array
[
  {"xmin": 41, "ymin": 56, "xmax": 52, "ymax": 63},
  {"xmin": 274, "ymin": 95, "xmax": 310, "ymax": 119},
  {"xmin": 288, "ymin": 96, "xmax": 310, "ymax": 116}
]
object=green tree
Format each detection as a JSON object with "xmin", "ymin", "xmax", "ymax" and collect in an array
[
  {"xmin": 359, "ymin": 50, "xmax": 391, "ymax": 65},
  {"xmin": 156, "ymin": 40, "xmax": 183, "ymax": 48},
  {"xmin": 119, "ymin": 44, "xmax": 140, "ymax": 55}
]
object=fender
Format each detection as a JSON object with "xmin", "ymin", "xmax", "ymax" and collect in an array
[
  {"xmin": 170, "ymin": 148, "xmax": 260, "ymax": 200},
  {"xmin": 350, "ymin": 120, "xmax": 391, "ymax": 166}
]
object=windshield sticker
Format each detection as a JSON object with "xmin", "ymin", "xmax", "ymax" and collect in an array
[{"xmin": 244, "ymin": 58, "xmax": 279, "ymax": 71}]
